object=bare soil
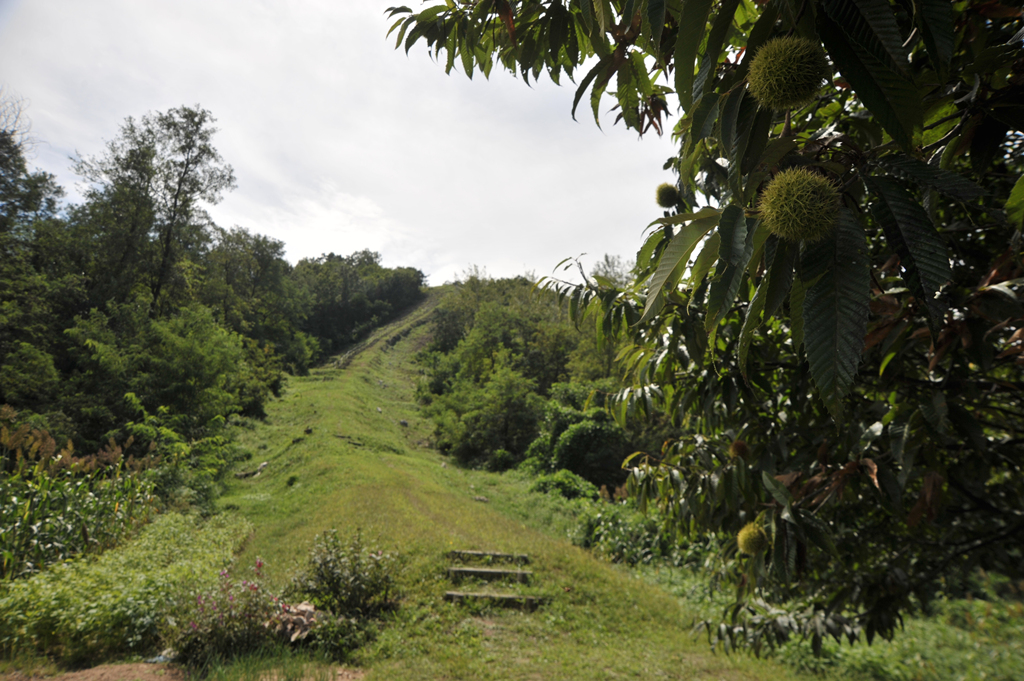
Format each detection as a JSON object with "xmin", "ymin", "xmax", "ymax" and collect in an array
[{"xmin": 1, "ymin": 664, "xmax": 365, "ymax": 681}]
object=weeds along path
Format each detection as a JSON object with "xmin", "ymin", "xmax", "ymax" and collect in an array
[{"xmin": 220, "ymin": 289, "xmax": 812, "ymax": 681}]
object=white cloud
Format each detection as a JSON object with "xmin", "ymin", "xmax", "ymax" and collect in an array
[{"xmin": 0, "ymin": 0, "xmax": 678, "ymax": 281}]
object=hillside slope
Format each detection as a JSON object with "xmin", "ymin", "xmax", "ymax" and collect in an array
[{"xmin": 219, "ymin": 289, "xmax": 810, "ymax": 681}]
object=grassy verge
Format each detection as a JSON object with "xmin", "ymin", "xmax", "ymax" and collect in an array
[{"xmin": 214, "ymin": 291, "xmax": 814, "ymax": 680}]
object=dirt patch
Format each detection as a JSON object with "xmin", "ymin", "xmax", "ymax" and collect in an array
[
  {"xmin": 1, "ymin": 664, "xmax": 366, "ymax": 681},
  {"xmin": 2, "ymin": 664, "xmax": 185, "ymax": 681}
]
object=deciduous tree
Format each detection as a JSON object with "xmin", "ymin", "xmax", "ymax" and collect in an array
[{"xmin": 391, "ymin": 0, "xmax": 1024, "ymax": 652}]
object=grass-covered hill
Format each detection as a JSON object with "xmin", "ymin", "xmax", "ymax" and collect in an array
[
  {"xmin": 214, "ymin": 289, "xmax": 810, "ymax": 680},
  {"xmin": 4, "ymin": 288, "xmax": 1020, "ymax": 681}
]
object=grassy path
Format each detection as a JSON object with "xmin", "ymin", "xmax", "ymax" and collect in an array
[{"xmin": 219, "ymin": 291, "xmax": 812, "ymax": 681}]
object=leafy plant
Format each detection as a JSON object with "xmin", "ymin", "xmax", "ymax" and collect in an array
[
  {"xmin": 392, "ymin": 0, "xmax": 1024, "ymax": 652},
  {"xmin": 571, "ymin": 501, "xmax": 673, "ymax": 566},
  {"xmin": 287, "ymin": 530, "xmax": 397, "ymax": 619},
  {"xmin": 162, "ymin": 559, "xmax": 278, "ymax": 670},
  {"xmin": 0, "ymin": 512, "xmax": 251, "ymax": 664},
  {"xmin": 531, "ymin": 469, "xmax": 600, "ymax": 501},
  {"xmin": 0, "ymin": 406, "xmax": 155, "ymax": 580}
]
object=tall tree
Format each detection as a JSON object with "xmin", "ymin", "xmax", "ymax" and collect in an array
[
  {"xmin": 392, "ymin": 0, "xmax": 1024, "ymax": 651},
  {"xmin": 74, "ymin": 106, "xmax": 235, "ymax": 315}
]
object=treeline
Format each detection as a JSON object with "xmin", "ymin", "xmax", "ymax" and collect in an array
[
  {"xmin": 1, "ymin": 106, "xmax": 424, "ymax": 459},
  {"xmin": 417, "ymin": 266, "xmax": 671, "ymax": 491}
]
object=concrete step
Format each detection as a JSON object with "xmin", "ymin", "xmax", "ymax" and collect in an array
[
  {"xmin": 443, "ymin": 591, "xmax": 543, "ymax": 611},
  {"xmin": 447, "ymin": 566, "xmax": 532, "ymax": 584},
  {"xmin": 446, "ymin": 550, "xmax": 530, "ymax": 565}
]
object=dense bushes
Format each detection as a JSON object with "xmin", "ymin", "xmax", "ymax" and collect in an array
[
  {"xmin": 0, "ymin": 512, "xmax": 252, "ymax": 664},
  {"xmin": 0, "ymin": 516, "xmax": 400, "ymax": 668},
  {"xmin": 287, "ymin": 530, "xmax": 397, "ymax": 618},
  {"xmin": 0, "ymin": 406, "xmax": 155, "ymax": 580},
  {"xmin": 530, "ymin": 470, "xmax": 599, "ymax": 501},
  {"xmin": 1, "ymin": 106, "xmax": 425, "ymax": 456},
  {"xmin": 570, "ymin": 502, "xmax": 674, "ymax": 566},
  {"xmin": 418, "ymin": 274, "xmax": 637, "ymax": 480},
  {"xmin": 162, "ymin": 559, "xmax": 279, "ymax": 669},
  {"xmin": 163, "ymin": 529, "xmax": 399, "ymax": 669}
]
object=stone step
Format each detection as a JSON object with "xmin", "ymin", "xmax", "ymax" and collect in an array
[
  {"xmin": 443, "ymin": 591, "xmax": 543, "ymax": 611},
  {"xmin": 446, "ymin": 550, "xmax": 530, "ymax": 565},
  {"xmin": 447, "ymin": 566, "xmax": 532, "ymax": 584}
]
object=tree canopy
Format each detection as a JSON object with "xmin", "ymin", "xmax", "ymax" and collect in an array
[
  {"xmin": 390, "ymin": 0, "xmax": 1024, "ymax": 653},
  {"xmin": 2, "ymin": 104, "xmax": 425, "ymax": 451}
]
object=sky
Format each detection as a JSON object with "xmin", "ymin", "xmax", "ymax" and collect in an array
[{"xmin": 0, "ymin": 0, "xmax": 678, "ymax": 284}]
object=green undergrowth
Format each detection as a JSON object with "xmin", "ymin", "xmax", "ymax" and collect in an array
[
  {"xmin": 209, "ymin": 291, "xmax": 815, "ymax": 681},
  {"xmin": 2, "ymin": 291, "xmax": 812, "ymax": 679},
  {"xmin": 642, "ymin": 561, "xmax": 1024, "ymax": 681},
  {"xmin": 0, "ymin": 512, "xmax": 251, "ymax": 665}
]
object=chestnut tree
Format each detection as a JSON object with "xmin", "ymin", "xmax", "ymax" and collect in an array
[{"xmin": 388, "ymin": 0, "xmax": 1024, "ymax": 654}]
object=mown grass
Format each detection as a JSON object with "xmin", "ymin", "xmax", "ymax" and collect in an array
[{"xmin": 215, "ymin": 292, "xmax": 815, "ymax": 680}]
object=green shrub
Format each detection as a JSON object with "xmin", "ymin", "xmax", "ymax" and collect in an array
[
  {"xmin": 0, "ymin": 512, "xmax": 251, "ymax": 664},
  {"xmin": 287, "ymin": 530, "xmax": 397, "ymax": 618},
  {"xmin": 550, "ymin": 411, "xmax": 631, "ymax": 487},
  {"xmin": 531, "ymin": 470, "xmax": 599, "ymax": 501},
  {"xmin": 162, "ymin": 559, "xmax": 278, "ymax": 670},
  {"xmin": 308, "ymin": 615, "xmax": 374, "ymax": 662},
  {"xmin": 571, "ymin": 502, "xmax": 672, "ymax": 566}
]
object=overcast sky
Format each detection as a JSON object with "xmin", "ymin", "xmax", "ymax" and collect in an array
[{"xmin": 0, "ymin": 0, "xmax": 677, "ymax": 283}]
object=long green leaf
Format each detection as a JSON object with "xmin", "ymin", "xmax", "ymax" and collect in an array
[
  {"xmin": 571, "ymin": 56, "xmax": 610, "ymax": 121},
  {"xmin": 673, "ymin": 0, "xmax": 715, "ymax": 112},
  {"xmin": 764, "ymin": 237, "xmax": 797, "ymax": 320},
  {"xmin": 1006, "ymin": 174, "xmax": 1024, "ymax": 228},
  {"xmin": 828, "ymin": 0, "xmax": 910, "ymax": 73},
  {"xmin": 737, "ymin": 0, "xmax": 781, "ymax": 79},
  {"xmin": 916, "ymin": 0, "xmax": 954, "ymax": 76},
  {"xmin": 690, "ymin": 231, "xmax": 722, "ymax": 289},
  {"xmin": 719, "ymin": 87, "xmax": 746, "ymax": 162},
  {"xmin": 706, "ymin": 220, "xmax": 757, "ymax": 337},
  {"xmin": 880, "ymin": 155, "xmax": 985, "ymax": 201},
  {"xmin": 818, "ymin": 12, "xmax": 921, "ymax": 151},
  {"xmin": 739, "ymin": 270, "xmax": 770, "ymax": 379},
  {"xmin": 641, "ymin": 215, "xmax": 720, "ymax": 323},
  {"xmin": 646, "ymin": 0, "xmax": 667, "ymax": 50},
  {"xmin": 801, "ymin": 208, "xmax": 870, "ymax": 420},
  {"xmin": 693, "ymin": 0, "xmax": 742, "ymax": 102},
  {"xmin": 866, "ymin": 175, "xmax": 952, "ymax": 326},
  {"xmin": 718, "ymin": 204, "xmax": 748, "ymax": 266},
  {"xmin": 790, "ymin": 275, "xmax": 808, "ymax": 352}
]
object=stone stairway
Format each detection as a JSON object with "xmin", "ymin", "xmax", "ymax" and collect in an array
[{"xmin": 442, "ymin": 550, "xmax": 544, "ymax": 611}]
